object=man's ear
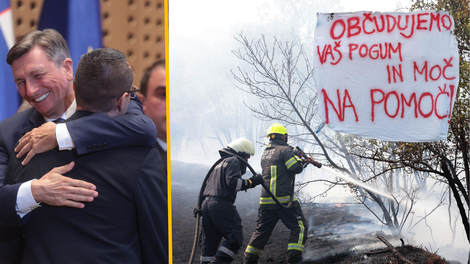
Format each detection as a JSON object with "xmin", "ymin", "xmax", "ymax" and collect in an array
[
  {"xmin": 117, "ymin": 95, "xmax": 126, "ymax": 112},
  {"xmin": 62, "ymin": 58, "xmax": 74, "ymax": 81}
]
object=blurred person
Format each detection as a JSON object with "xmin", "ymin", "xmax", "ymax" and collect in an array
[
  {"xmin": 244, "ymin": 123, "xmax": 309, "ymax": 264},
  {"xmin": 139, "ymin": 59, "xmax": 167, "ymax": 172},
  {"xmin": 0, "ymin": 28, "xmax": 156, "ymax": 226},
  {"xmin": 200, "ymin": 138, "xmax": 263, "ymax": 264},
  {"xmin": 4, "ymin": 47, "xmax": 167, "ymax": 264},
  {"xmin": 16, "ymin": 100, "xmax": 32, "ymax": 113}
]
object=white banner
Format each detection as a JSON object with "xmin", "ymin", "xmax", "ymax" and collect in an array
[{"xmin": 313, "ymin": 11, "xmax": 459, "ymax": 142}]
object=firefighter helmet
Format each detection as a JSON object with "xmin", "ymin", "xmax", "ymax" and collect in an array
[
  {"xmin": 227, "ymin": 138, "xmax": 255, "ymax": 156},
  {"xmin": 266, "ymin": 123, "xmax": 287, "ymax": 138}
]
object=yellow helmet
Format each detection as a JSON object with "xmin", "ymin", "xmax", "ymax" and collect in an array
[{"xmin": 266, "ymin": 123, "xmax": 287, "ymax": 138}]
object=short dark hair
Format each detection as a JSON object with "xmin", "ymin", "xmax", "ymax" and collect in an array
[
  {"xmin": 74, "ymin": 48, "xmax": 134, "ymax": 113},
  {"xmin": 140, "ymin": 58, "xmax": 165, "ymax": 96},
  {"xmin": 7, "ymin": 29, "xmax": 70, "ymax": 66}
]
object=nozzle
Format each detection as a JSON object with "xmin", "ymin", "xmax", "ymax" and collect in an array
[{"xmin": 311, "ymin": 160, "xmax": 322, "ymax": 168}]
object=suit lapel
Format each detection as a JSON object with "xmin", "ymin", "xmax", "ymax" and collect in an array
[{"xmin": 23, "ymin": 109, "xmax": 45, "ymax": 134}]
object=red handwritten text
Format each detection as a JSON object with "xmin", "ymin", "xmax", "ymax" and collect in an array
[
  {"xmin": 321, "ymin": 89, "xmax": 358, "ymax": 123},
  {"xmin": 370, "ymin": 85, "xmax": 454, "ymax": 121},
  {"xmin": 317, "ymin": 41, "xmax": 342, "ymax": 65},
  {"xmin": 387, "ymin": 64, "xmax": 403, "ymax": 83},
  {"xmin": 330, "ymin": 12, "xmax": 452, "ymax": 40},
  {"xmin": 348, "ymin": 42, "xmax": 402, "ymax": 61},
  {"xmin": 413, "ymin": 57, "xmax": 457, "ymax": 82}
]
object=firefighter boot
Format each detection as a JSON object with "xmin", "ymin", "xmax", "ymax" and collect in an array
[
  {"xmin": 286, "ymin": 250, "xmax": 302, "ymax": 264},
  {"xmin": 211, "ymin": 246, "xmax": 235, "ymax": 264},
  {"xmin": 243, "ymin": 251, "xmax": 259, "ymax": 264}
]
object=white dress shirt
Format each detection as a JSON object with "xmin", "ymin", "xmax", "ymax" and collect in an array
[{"xmin": 156, "ymin": 137, "xmax": 167, "ymax": 152}]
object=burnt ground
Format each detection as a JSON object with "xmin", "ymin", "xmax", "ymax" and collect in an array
[{"xmin": 171, "ymin": 161, "xmax": 462, "ymax": 264}]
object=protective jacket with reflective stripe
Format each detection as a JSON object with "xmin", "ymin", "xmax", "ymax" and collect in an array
[
  {"xmin": 259, "ymin": 140, "xmax": 303, "ymax": 208},
  {"xmin": 203, "ymin": 148, "xmax": 249, "ymax": 204},
  {"xmin": 201, "ymin": 148, "xmax": 248, "ymax": 263}
]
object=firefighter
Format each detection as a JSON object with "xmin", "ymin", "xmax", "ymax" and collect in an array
[
  {"xmin": 200, "ymin": 138, "xmax": 264, "ymax": 264},
  {"xmin": 244, "ymin": 123, "xmax": 310, "ymax": 264}
]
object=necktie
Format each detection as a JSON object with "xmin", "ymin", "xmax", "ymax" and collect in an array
[{"xmin": 53, "ymin": 118, "xmax": 65, "ymax": 124}]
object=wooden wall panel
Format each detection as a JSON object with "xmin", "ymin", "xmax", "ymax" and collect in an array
[
  {"xmin": 11, "ymin": 0, "xmax": 43, "ymax": 39},
  {"xmin": 101, "ymin": 0, "xmax": 165, "ymax": 85}
]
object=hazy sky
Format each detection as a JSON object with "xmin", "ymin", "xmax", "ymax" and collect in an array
[{"xmin": 171, "ymin": 0, "xmax": 411, "ymax": 35}]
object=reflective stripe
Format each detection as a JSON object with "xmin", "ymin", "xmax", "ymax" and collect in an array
[
  {"xmin": 270, "ymin": 165, "xmax": 277, "ymax": 196},
  {"xmin": 236, "ymin": 178, "xmax": 243, "ymax": 191},
  {"xmin": 245, "ymin": 245, "xmax": 262, "ymax": 256},
  {"xmin": 218, "ymin": 246, "xmax": 235, "ymax": 257},
  {"xmin": 287, "ymin": 243, "xmax": 304, "ymax": 252},
  {"xmin": 200, "ymin": 256, "xmax": 213, "ymax": 262},
  {"xmin": 297, "ymin": 219, "xmax": 305, "ymax": 244},
  {"xmin": 285, "ymin": 157, "xmax": 297, "ymax": 169},
  {"xmin": 260, "ymin": 195, "xmax": 297, "ymax": 204}
]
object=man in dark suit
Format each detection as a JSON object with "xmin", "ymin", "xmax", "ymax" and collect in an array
[
  {"xmin": 5, "ymin": 47, "xmax": 167, "ymax": 263},
  {"xmin": 139, "ymin": 59, "xmax": 167, "ymax": 172},
  {"xmin": 0, "ymin": 29, "xmax": 157, "ymax": 227}
]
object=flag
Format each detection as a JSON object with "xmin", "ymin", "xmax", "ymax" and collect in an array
[
  {"xmin": 37, "ymin": 0, "xmax": 102, "ymax": 74},
  {"xmin": 0, "ymin": 0, "xmax": 20, "ymax": 121}
]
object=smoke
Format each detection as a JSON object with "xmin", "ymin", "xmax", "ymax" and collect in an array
[
  {"xmin": 399, "ymin": 192, "xmax": 469, "ymax": 263},
  {"xmin": 302, "ymin": 202, "xmax": 396, "ymax": 262},
  {"xmin": 296, "ymin": 167, "xmax": 469, "ymax": 263}
]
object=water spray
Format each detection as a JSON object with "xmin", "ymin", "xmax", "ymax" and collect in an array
[
  {"xmin": 321, "ymin": 166, "xmax": 393, "ymax": 199},
  {"xmin": 294, "ymin": 146, "xmax": 393, "ymax": 199}
]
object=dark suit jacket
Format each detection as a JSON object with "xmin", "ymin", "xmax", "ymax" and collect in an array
[
  {"xmin": 3, "ymin": 111, "xmax": 167, "ymax": 264},
  {"xmin": 0, "ymin": 98, "xmax": 157, "ymax": 226},
  {"xmin": 156, "ymin": 141, "xmax": 167, "ymax": 173}
]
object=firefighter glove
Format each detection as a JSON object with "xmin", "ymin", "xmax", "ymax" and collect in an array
[
  {"xmin": 193, "ymin": 208, "xmax": 202, "ymax": 218},
  {"xmin": 249, "ymin": 174, "xmax": 264, "ymax": 187}
]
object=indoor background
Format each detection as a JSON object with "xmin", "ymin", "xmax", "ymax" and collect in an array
[{"xmin": 10, "ymin": 0, "xmax": 165, "ymax": 85}]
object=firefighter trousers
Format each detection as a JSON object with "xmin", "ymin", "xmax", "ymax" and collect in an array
[
  {"xmin": 244, "ymin": 202, "xmax": 308, "ymax": 264},
  {"xmin": 200, "ymin": 199, "xmax": 243, "ymax": 264}
]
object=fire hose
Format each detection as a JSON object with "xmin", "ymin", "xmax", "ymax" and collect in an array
[{"xmin": 188, "ymin": 148, "xmax": 321, "ymax": 264}]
